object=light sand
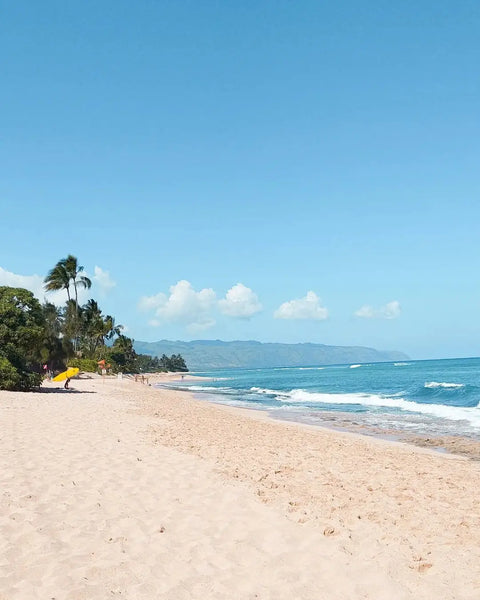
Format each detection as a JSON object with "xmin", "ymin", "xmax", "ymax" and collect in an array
[{"xmin": 1, "ymin": 375, "xmax": 479, "ymax": 599}]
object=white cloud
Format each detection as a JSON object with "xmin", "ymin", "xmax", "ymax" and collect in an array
[
  {"xmin": 186, "ymin": 317, "xmax": 216, "ymax": 333},
  {"xmin": 218, "ymin": 283, "xmax": 262, "ymax": 318},
  {"xmin": 0, "ymin": 266, "xmax": 67, "ymax": 305},
  {"xmin": 0, "ymin": 265, "xmax": 103, "ymax": 306},
  {"xmin": 355, "ymin": 300, "xmax": 401, "ymax": 320},
  {"xmin": 274, "ymin": 291, "xmax": 328, "ymax": 320},
  {"xmin": 0, "ymin": 266, "xmax": 44, "ymax": 296},
  {"xmin": 139, "ymin": 280, "xmax": 217, "ymax": 331},
  {"xmin": 354, "ymin": 305, "xmax": 375, "ymax": 319},
  {"xmin": 139, "ymin": 293, "xmax": 167, "ymax": 312},
  {"xmin": 93, "ymin": 266, "xmax": 116, "ymax": 295},
  {"xmin": 383, "ymin": 301, "xmax": 401, "ymax": 319}
]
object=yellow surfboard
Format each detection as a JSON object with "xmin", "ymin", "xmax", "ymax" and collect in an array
[{"xmin": 52, "ymin": 367, "xmax": 80, "ymax": 382}]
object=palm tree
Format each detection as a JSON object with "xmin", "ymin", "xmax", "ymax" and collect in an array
[
  {"xmin": 83, "ymin": 299, "xmax": 102, "ymax": 322},
  {"xmin": 60, "ymin": 255, "xmax": 91, "ymax": 352},
  {"xmin": 80, "ymin": 300, "xmax": 123, "ymax": 357},
  {"xmin": 42, "ymin": 301, "xmax": 64, "ymax": 337},
  {"xmin": 103, "ymin": 315, "xmax": 123, "ymax": 341},
  {"xmin": 62, "ymin": 299, "xmax": 80, "ymax": 348},
  {"xmin": 111, "ymin": 335, "xmax": 137, "ymax": 372},
  {"xmin": 44, "ymin": 262, "xmax": 71, "ymax": 300},
  {"xmin": 45, "ymin": 255, "xmax": 92, "ymax": 353},
  {"xmin": 41, "ymin": 302, "xmax": 67, "ymax": 369},
  {"xmin": 61, "ymin": 255, "xmax": 92, "ymax": 305},
  {"xmin": 44, "ymin": 255, "xmax": 92, "ymax": 303}
]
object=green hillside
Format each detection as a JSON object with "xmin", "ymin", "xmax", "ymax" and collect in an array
[{"xmin": 134, "ymin": 340, "xmax": 409, "ymax": 371}]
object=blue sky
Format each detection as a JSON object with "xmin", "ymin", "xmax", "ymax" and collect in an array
[{"xmin": 0, "ymin": 1, "xmax": 479, "ymax": 359}]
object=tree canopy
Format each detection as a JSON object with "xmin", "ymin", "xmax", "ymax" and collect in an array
[
  {"xmin": 0, "ymin": 287, "xmax": 45, "ymax": 390},
  {"xmin": 0, "ymin": 255, "xmax": 188, "ymax": 390}
]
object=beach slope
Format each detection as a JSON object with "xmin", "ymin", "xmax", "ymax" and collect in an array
[{"xmin": 0, "ymin": 376, "xmax": 478, "ymax": 599}]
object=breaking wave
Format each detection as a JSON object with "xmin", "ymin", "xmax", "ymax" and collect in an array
[
  {"xmin": 247, "ymin": 387, "xmax": 480, "ymax": 429},
  {"xmin": 424, "ymin": 381, "xmax": 465, "ymax": 389}
]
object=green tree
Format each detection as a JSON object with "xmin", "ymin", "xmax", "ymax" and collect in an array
[
  {"xmin": 41, "ymin": 301, "xmax": 69, "ymax": 370},
  {"xmin": 62, "ymin": 299, "xmax": 79, "ymax": 348},
  {"xmin": 80, "ymin": 299, "xmax": 103, "ymax": 357},
  {"xmin": 102, "ymin": 335, "xmax": 137, "ymax": 373},
  {"xmin": 62, "ymin": 255, "xmax": 92, "ymax": 351},
  {"xmin": 0, "ymin": 287, "xmax": 45, "ymax": 390},
  {"xmin": 61, "ymin": 255, "xmax": 92, "ymax": 306},
  {"xmin": 44, "ymin": 262, "xmax": 71, "ymax": 300},
  {"xmin": 45, "ymin": 255, "xmax": 92, "ymax": 351},
  {"xmin": 136, "ymin": 354, "xmax": 164, "ymax": 372},
  {"xmin": 158, "ymin": 353, "xmax": 188, "ymax": 372},
  {"xmin": 169, "ymin": 353, "xmax": 188, "ymax": 372},
  {"xmin": 80, "ymin": 300, "xmax": 123, "ymax": 358},
  {"xmin": 102, "ymin": 314, "xmax": 123, "ymax": 342},
  {"xmin": 0, "ymin": 356, "xmax": 21, "ymax": 390}
]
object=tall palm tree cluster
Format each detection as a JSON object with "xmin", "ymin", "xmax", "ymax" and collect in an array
[{"xmin": 44, "ymin": 255, "xmax": 123, "ymax": 362}]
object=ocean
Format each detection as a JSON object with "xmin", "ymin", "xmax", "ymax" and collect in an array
[{"xmin": 156, "ymin": 357, "xmax": 480, "ymax": 441}]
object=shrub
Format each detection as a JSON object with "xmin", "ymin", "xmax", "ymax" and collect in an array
[
  {"xmin": 0, "ymin": 286, "xmax": 45, "ymax": 391},
  {"xmin": 68, "ymin": 358, "xmax": 99, "ymax": 373},
  {"xmin": 0, "ymin": 357, "xmax": 21, "ymax": 390}
]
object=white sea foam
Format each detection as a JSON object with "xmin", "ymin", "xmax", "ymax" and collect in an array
[
  {"xmin": 187, "ymin": 385, "xmax": 233, "ymax": 392},
  {"xmin": 299, "ymin": 367, "xmax": 325, "ymax": 370},
  {"xmin": 394, "ymin": 362, "xmax": 408, "ymax": 366},
  {"xmin": 424, "ymin": 381, "xmax": 465, "ymax": 389},
  {"xmin": 350, "ymin": 364, "xmax": 361, "ymax": 369},
  {"xmin": 250, "ymin": 386, "xmax": 291, "ymax": 398},
  {"xmin": 253, "ymin": 388, "xmax": 480, "ymax": 429},
  {"xmin": 177, "ymin": 378, "xmax": 479, "ymax": 430}
]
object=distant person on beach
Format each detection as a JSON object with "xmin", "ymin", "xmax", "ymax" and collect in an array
[{"xmin": 64, "ymin": 378, "xmax": 70, "ymax": 390}]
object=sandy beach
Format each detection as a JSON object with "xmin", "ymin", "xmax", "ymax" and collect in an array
[{"xmin": 1, "ymin": 375, "xmax": 479, "ymax": 599}]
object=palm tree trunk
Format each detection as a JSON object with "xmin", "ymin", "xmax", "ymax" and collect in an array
[{"xmin": 73, "ymin": 279, "xmax": 79, "ymax": 353}]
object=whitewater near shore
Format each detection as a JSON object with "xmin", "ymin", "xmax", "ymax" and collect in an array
[
  {"xmin": 168, "ymin": 358, "xmax": 480, "ymax": 447},
  {"xmin": 1, "ymin": 374, "xmax": 479, "ymax": 599}
]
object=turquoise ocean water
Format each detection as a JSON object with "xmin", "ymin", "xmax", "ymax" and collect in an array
[{"xmin": 156, "ymin": 357, "xmax": 480, "ymax": 440}]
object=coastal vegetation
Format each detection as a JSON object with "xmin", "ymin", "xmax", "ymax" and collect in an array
[
  {"xmin": 0, "ymin": 255, "xmax": 188, "ymax": 391},
  {"xmin": 0, "ymin": 287, "xmax": 45, "ymax": 390}
]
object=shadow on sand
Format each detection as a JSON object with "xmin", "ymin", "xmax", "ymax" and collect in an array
[{"xmin": 37, "ymin": 387, "xmax": 96, "ymax": 394}]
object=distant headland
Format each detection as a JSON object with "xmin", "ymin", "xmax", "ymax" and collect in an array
[{"xmin": 134, "ymin": 339, "xmax": 409, "ymax": 371}]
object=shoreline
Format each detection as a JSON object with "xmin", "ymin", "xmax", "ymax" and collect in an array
[
  {"xmin": 191, "ymin": 390, "xmax": 467, "ymax": 459},
  {"xmin": 1, "ymin": 375, "xmax": 479, "ymax": 598},
  {"xmin": 141, "ymin": 377, "xmax": 480, "ymax": 595},
  {"xmin": 155, "ymin": 376, "xmax": 480, "ymax": 460}
]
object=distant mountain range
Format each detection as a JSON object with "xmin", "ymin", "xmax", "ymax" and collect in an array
[{"xmin": 134, "ymin": 339, "xmax": 409, "ymax": 371}]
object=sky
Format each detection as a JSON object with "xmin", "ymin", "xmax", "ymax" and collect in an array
[{"xmin": 0, "ymin": 1, "xmax": 479, "ymax": 360}]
